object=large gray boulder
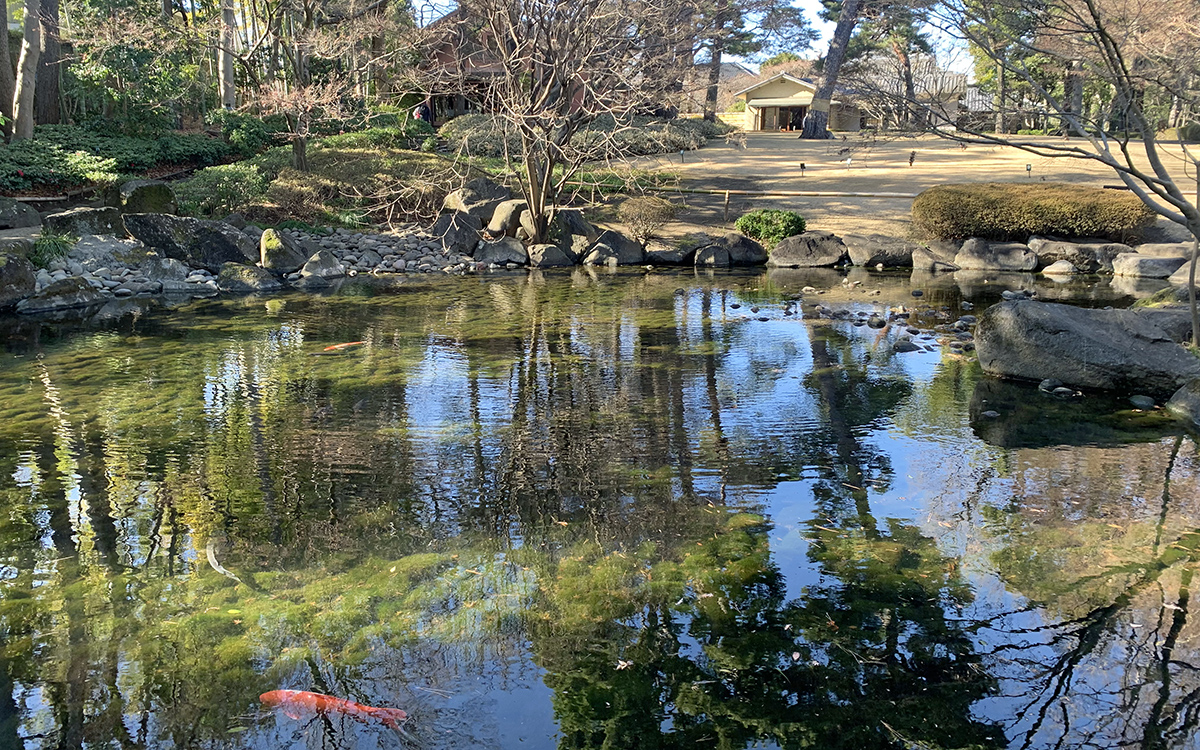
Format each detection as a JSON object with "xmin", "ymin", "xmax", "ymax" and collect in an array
[
  {"xmin": 955, "ymin": 239, "xmax": 1038, "ymax": 271},
  {"xmin": 15, "ymin": 277, "xmax": 106, "ymax": 314},
  {"xmin": 139, "ymin": 255, "xmax": 189, "ymax": 282},
  {"xmin": 911, "ymin": 245, "xmax": 959, "ymax": 272},
  {"xmin": 475, "ymin": 237, "xmax": 528, "ymax": 266},
  {"xmin": 43, "ymin": 207, "xmax": 123, "ymax": 237},
  {"xmin": 768, "ymin": 231, "xmax": 848, "ymax": 268},
  {"xmin": 1112, "ymin": 253, "xmax": 1187, "ymax": 278},
  {"xmin": 69, "ymin": 235, "xmax": 155, "ymax": 271},
  {"xmin": 587, "ymin": 230, "xmax": 644, "ymax": 265},
  {"xmin": 297, "ymin": 250, "xmax": 345, "ymax": 287},
  {"xmin": 217, "ymin": 262, "xmax": 284, "ymax": 293},
  {"xmin": 0, "ymin": 254, "xmax": 36, "ymax": 308},
  {"xmin": 123, "ymin": 214, "xmax": 256, "ymax": 272},
  {"xmin": 695, "ymin": 244, "xmax": 731, "ymax": 267},
  {"xmin": 528, "ymin": 243, "xmax": 573, "ymax": 268},
  {"xmin": 107, "ymin": 180, "xmax": 178, "ymax": 214},
  {"xmin": 975, "ymin": 299, "xmax": 1200, "ymax": 397},
  {"xmin": 260, "ymin": 228, "xmax": 310, "ymax": 275},
  {"xmin": 644, "ymin": 239, "xmax": 696, "ymax": 265},
  {"xmin": 1135, "ymin": 242, "xmax": 1194, "ymax": 258},
  {"xmin": 1031, "ymin": 240, "xmax": 1127, "ymax": 273},
  {"xmin": 0, "ymin": 198, "xmax": 41, "ymax": 229},
  {"xmin": 706, "ymin": 233, "xmax": 767, "ymax": 266},
  {"xmin": 442, "ymin": 178, "xmax": 511, "ymax": 223},
  {"xmin": 843, "ymin": 234, "xmax": 918, "ymax": 268},
  {"xmin": 1168, "ymin": 379, "xmax": 1200, "ymax": 431},
  {"xmin": 555, "ymin": 209, "xmax": 599, "ymax": 263},
  {"xmin": 431, "ymin": 211, "xmax": 482, "ymax": 256},
  {"xmin": 486, "ymin": 199, "xmax": 528, "ymax": 237},
  {"xmin": 1167, "ymin": 260, "xmax": 1196, "ymax": 286}
]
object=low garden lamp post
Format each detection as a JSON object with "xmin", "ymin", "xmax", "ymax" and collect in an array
[
  {"xmin": 800, "ymin": 162, "xmax": 806, "ymax": 176},
  {"xmin": 1026, "ymin": 163, "xmax": 1032, "ymax": 178}
]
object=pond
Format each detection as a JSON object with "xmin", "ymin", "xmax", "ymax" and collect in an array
[{"xmin": 0, "ymin": 267, "xmax": 1197, "ymax": 750}]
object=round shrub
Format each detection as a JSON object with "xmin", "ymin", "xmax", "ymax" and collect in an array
[
  {"xmin": 1178, "ymin": 122, "xmax": 1200, "ymax": 143},
  {"xmin": 735, "ymin": 209, "xmax": 806, "ymax": 248},
  {"xmin": 911, "ymin": 182, "xmax": 1158, "ymax": 241},
  {"xmin": 175, "ymin": 163, "xmax": 268, "ymax": 218},
  {"xmin": 618, "ymin": 196, "xmax": 677, "ymax": 244}
]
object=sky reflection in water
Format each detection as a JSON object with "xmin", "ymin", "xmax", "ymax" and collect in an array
[{"xmin": 0, "ymin": 269, "xmax": 1197, "ymax": 750}]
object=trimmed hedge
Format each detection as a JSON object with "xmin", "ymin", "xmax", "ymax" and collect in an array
[
  {"xmin": 911, "ymin": 182, "xmax": 1157, "ymax": 241},
  {"xmin": 735, "ymin": 209, "xmax": 806, "ymax": 248},
  {"xmin": 438, "ymin": 114, "xmax": 732, "ymax": 159}
]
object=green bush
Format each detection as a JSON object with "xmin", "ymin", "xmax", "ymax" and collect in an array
[
  {"xmin": 316, "ymin": 119, "xmax": 435, "ymax": 151},
  {"xmin": 735, "ymin": 209, "xmax": 806, "ymax": 248},
  {"xmin": 0, "ymin": 139, "xmax": 119, "ymax": 191},
  {"xmin": 31, "ymin": 125, "xmax": 230, "ymax": 174},
  {"xmin": 911, "ymin": 182, "xmax": 1158, "ymax": 241},
  {"xmin": 30, "ymin": 231, "xmax": 77, "ymax": 268},
  {"xmin": 1178, "ymin": 122, "xmax": 1200, "ymax": 143},
  {"xmin": 207, "ymin": 111, "xmax": 279, "ymax": 157},
  {"xmin": 175, "ymin": 163, "xmax": 268, "ymax": 218}
]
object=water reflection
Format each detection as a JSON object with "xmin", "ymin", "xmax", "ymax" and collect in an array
[{"xmin": 0, "ymin": 270, "xmax": 1197, "ymax": 749}]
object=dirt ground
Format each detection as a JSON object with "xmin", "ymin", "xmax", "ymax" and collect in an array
[{"xmin": 628, "ymin": 132, "xmax": 1198, "ymax": 241}]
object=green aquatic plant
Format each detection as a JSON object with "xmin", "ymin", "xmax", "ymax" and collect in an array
[{"xmin": 29, "ymin": 231, "xmax": 77, "ymax": 268}]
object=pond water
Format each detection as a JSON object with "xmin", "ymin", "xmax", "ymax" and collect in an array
[{"xmin": 0, "ymin": 267, "xmax": 1198, "ymax": 750}]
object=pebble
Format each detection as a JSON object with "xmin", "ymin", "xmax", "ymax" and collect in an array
[
  {"xmin": 1130, "ymin": 395, "xmax": 1156, "ymax": 410},
  {"xmin": 961, "ymin": 301, "xmax": 974, "ymax": 310},
  {"xmin": 911, "ymin": 289, "xmax": 924, "ymax": 297},
  {"xmin": 982, "ymin": 410, "xmax": 1000, "ymax": 419}
]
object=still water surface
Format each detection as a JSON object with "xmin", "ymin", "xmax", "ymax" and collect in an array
[{"xmin": 0, "ymin": 268, "xmax": 1197, "ymax": 750}]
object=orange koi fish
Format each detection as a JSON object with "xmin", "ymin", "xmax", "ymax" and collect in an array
[
  {"xmin": 260, "ymin": 690, "xmax": 408, "ymax": 729},
  {"xmin": 323, "ymin": 341, "xmax": 366, "ymax": 351}
]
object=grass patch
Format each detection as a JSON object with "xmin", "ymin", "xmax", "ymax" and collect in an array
[{"xmin": 30, "ymin": 231, "xmax": 77, "ymax": 268}]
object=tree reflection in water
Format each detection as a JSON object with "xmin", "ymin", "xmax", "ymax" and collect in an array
[{"xmin": 0, "ymin": 272, "xmax": 1196, "ymax": 749}]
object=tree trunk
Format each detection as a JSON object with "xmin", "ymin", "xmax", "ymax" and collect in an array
[
  {"xmin": 896, "ymin": 43, "xmax": 915, "ymax": 129},
  {"xmin": 12, "ymin": 0, "xmax": 42, "ymax": 141},
  {"xmin": 994, "ymin": 53, "xmax": 1006, "ymax": 134},
  {"xmin": 704, "ymin": 41, "xmax": 722, "ymax": 123},
  {"xmin": 0, "ymin": 0, "xmax": 15, "ymax": 140},
  {"xmin": 800, "ymin": 0, "xmax": 861, "ymax": 139},
  {"xmin": 292, "ymin": 133, "xmax": 307, "ymax": 171},
  {"xmin": 219, "ymin": 0, "xmax": 236, "ymax": 108},
  {"xmin": 34, "ymin": 0, "xmax": 60, "ymax": 125}
]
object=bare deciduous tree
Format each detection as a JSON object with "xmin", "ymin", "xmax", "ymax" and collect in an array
[{"xmin": 416, "ymin": 0, "xmax": 696, "ymax": 243}]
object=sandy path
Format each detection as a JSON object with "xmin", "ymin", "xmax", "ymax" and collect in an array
[{"xmin": 632, "ymin": 132, "xmax": 1197, "ymax": 240}]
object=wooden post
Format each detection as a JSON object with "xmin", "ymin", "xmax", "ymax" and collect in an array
[{"xmin": 723, "ymin": 190, "xmax": 730, "ymax": 222}]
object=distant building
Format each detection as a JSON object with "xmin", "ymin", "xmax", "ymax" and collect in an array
[{"xmin": 733, "ymin": 73, "xmax": 862, "ymax": 132}]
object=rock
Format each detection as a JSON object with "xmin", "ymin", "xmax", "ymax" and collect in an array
[
  {"xmin": 893, "ymin": 339, "xmax": 921, "ymax": 352},
  {"xmin": 260, "ymin": 228, "xmax": 310, "ymax": 275},
  {"xmin": 243, "ymin": 225, "xmax": 265, "ymax": 241},
  {"xmin": 486, "ymin": 199, "xmax": 528, "ymax": 237},
  {"xmin": 557, "ymin": 209, "xmax": 599, "ymax": 243},
  {"xmin": 975, "ymin": 299, "xmax": 1200, "ymax": 397},
  {"xmin": 431, "ymin": 211, "xmax": 483, "ymax": 256},
  {"xmin": 0, "ymin": 254, "xmax": 36, "ymax": 308},
  {"xmin": 217, "ymin": 262, "xmax": 284, "ymax": 293},
  {"xmin": 106, "ymin": 180, "xmax": 177, "ymax": 214},
  {"xmin": 644, "ymin": 239, "xmax": 696, "ymax": 265},
  {"xmin": 911, "ymin": 245, "xmax": 959, "ymax": 272},
  {"xmin": 359, "ymin": 249, "xmax": 382, "ymax": 267},
  {"xmin": 1167, "ymin": 379, "xmax": 1200, "ymax": 430},
  {"xmin": 1032, "ymin": 240, "xmax": 1127, "ymax": 273},
  {"xmin": 954, "ymin": 239, "xmax": 1038, "ymax": 271},
  {"xmin": 694, "ymin": 245, "xmax": 731, "ymax": 267},
  {"xmin": 1135, "ymin": 242, "xmax": 1194, "ymax": 258},
  {"xmin": 0, "ymin": 198, "xmax": 41, "ymax": 229},
  {"xmin": 698, "ymin": 233, "xmax": 767, "ymax": 266},
  {"xmin": 222, "ymin": 213, "xmax": 248, "ymax": 229},
  {"xmin": 139, "ymin": 255, "xmax": 189, "ymax": 282},
  {"xmin": 475, "ymin": 237, "xmax": 528, "ymax": 266},
  {"xmin": 581, "ymin": 243, "xmax": 619, "ymax": 266},
  {"xmin": 1042, "ymin": 260, "xmax": 1079, "ymax": 276},
  {"xmin": 843, "ymin": 234, "xmax": 918, "ymax": 268},
  {"xmin": 1111, "ymin": 253, "xmax": 1187, "ymax": 278},
  {"xmin": 768, "ymin": 231, "xmax": 848, "ymax": 268},
  {"xmin": 68, "ymin": 234, "xmax": 155, "ymax": 271},
  {"xmin": 297, "ymin": 250, "xmax": 345, "ymax": 287},
  {"xmin": 588, "ymin": 230, "xmax": 644, "ymax": 265},
  {"xmin": 43, "ymin": 206, "xmax": 123, "ymax": 237},
  {"xmin": 123, "ymin": 214, "xmax": 256, "ymax": 272},
  {"xmin": 867, "ymin": 314, "xmax": 887, "ymax": 329},
  {"xmin": 1167, "ymin": 261, "xmax": 1196, "ymax": 286},
  {"xmin": 1130, "ymin": 394, "xmax": 1156, "ymax": 409},
  {"xmin": 15, "ymin": 277, "xmax": 106, "ymax": 314},
  {"xmin": 442, "ymin": 178, "xmax": 511, "ymax": 223},
  {"xmin": 528, "ymin": 243, "xmax": 573, "ymax": 268}
]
